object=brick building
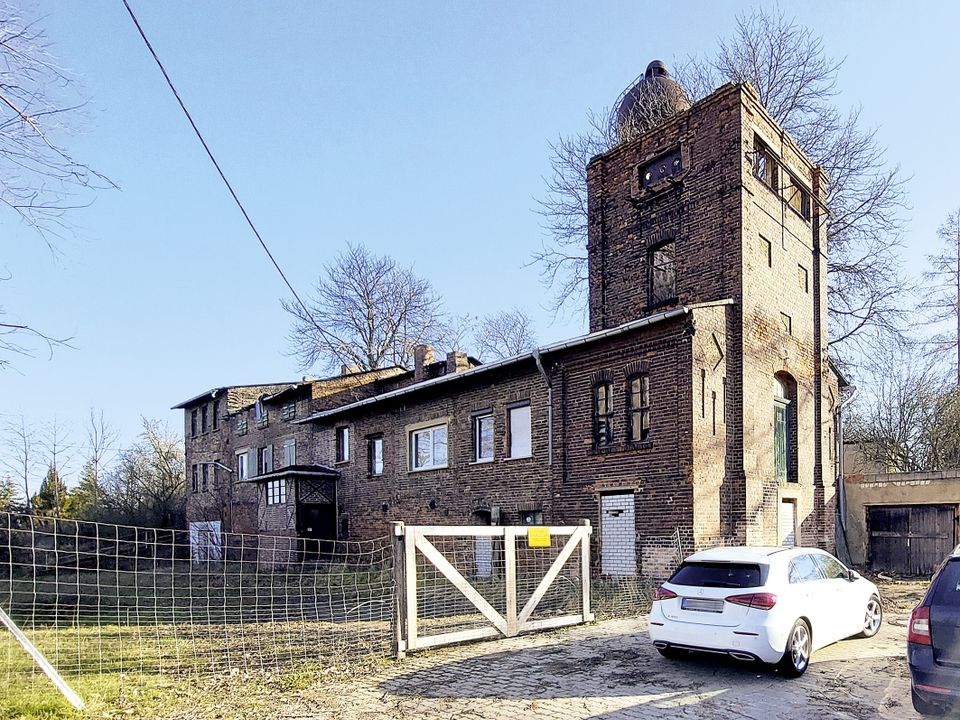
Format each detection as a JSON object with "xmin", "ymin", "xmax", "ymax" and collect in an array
[{"xmin": 174, "ymin": 62, "xmax": 843, "ymax": 576}]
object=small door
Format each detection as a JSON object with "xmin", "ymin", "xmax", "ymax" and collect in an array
[
  {"xmin": 472, "ymin": 510, "xmax": 493, "ymax": 578},
  {"xmin": 601, "ymin": 492, "xmax": 636, "ymax": 576},
  {"xmin": 299, "ymin": 503, "xmax": 336, "ymax": 560},
  {"xmin": 779, "ymin": 499, "xmax": 797, "ymax": 546}
]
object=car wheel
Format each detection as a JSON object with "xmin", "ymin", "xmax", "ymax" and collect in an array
[
  {"xmin": 778, "ymin": 619, "xmax": 811, "ymax": 678},
  {"xmin": 859, "ymin": 595, "xmax": 883, "ymax": 638},
  {"xmin": 912, "ymin": 685, "xmax": 947, "ymax": 716},
  {"xmin": 657, "ymin": 646, "xmax": 688, "ymax": 660}
]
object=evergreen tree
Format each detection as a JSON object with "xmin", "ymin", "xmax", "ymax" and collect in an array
[
  {"xmin": 31, "ymin": 464, "xmax": 69, "ymax": 517},
  {"xmin": 64, "ymin": 461, "xmax": 103, "ymax": 520},
  {"xmin": 0, "ymin": 476, "xmax": 23, "ymax": 512}
]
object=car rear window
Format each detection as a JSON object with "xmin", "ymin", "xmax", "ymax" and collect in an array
[
  {"xmin": 931, "ymin": 559, "xmax": 960, "ymax": 606},
  {"xmin": 669, "ymin": 562, "xmax": 763, "ymax": 588}
]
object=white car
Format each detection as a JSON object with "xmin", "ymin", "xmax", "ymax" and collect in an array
[{"xmin": 648, "ymin": 546, "xmax": 882, "ymax": 677}]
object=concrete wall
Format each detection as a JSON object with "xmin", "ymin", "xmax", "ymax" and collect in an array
[{"xmin": 844, "ymin": 469, "xmax": 960, "ymax": 565}]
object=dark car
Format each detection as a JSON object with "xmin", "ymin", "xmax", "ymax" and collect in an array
[{"xmin": 909, "ymin": 548, "xmax": 960, "ymax": 715}]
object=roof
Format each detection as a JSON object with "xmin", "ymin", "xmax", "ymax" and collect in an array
[
  {"xmin": 242, "ymin": 464, "xmax": 340, "ymax": 483},
  {"xmin": 172, "ymin": 382, "xmax": 299, "ymax": 410},
  {"xmin": 828, "ymin": 357, "xmax": 851, "ymax": 389},
  {"xmin": 296, "ymin": 305, "xmax": 698, "ymax": 424}
]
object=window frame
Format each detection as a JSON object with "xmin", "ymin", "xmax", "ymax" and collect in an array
[
  {"xmin": 265, "ymin": 479, "xmax": 286, "ymax": 505},
  {"xmin": 409, "ymin": 423, "xmax": 448, "ymax": 471},
  {"xmin": 592, "ymin": 383, "xmax": 613, "ymax": 448},
  {"xmin": 507, "ymin": 403, "xmax": 532, "ymax": 459},
  {"xmin": 648, "ymin": 240, "xmax": 677, "ymax": 307},
  {"xmin": 335, "ymin": 426, "xmax": 350, "ymax": 463},
  {"xmin": 258, "ymin": 445, "xmax": 273, "ymax": 475},
  {"xmin": 201, "ymin": 404, "xmax": 209, "ymax": 433},
  {"xmin": 212, "ymin": 399, "xmax": 220, "ymax": 430},
  {"xmin": 236, "ymin": 450, "xmax": 249, "ymax": 482},
  {"xmin": 201, "ymin": 463, "xmax": 209, "ymax": 491},
  {"xmin": 281, "ymin": 437, "xmax": 296, "ymax": 467},
  {"xmin": 190, "ymin": 409, "xmax": 197, "ymax": 438},
  {"xmin": 368, "ymin": 434, "xmax": 384, "ymax": 476},
  {"xmin": 191, "ymin": 464, "xmax": 198, "ymax": 493},
  {"xmin": 627, "ymin": 373, "xmax": 650, "ymax": 443},
  {"xmin": 473, "ymin": 412, "xmax": 494, "ymax": 463}
]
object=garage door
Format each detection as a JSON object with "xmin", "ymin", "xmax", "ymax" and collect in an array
[
  {"xmin": 869, "ymin": 505, "xmax": 956, "ymax": 576},
  {"xmin": 601, "ymin": 492, "xmax": 636, "ymax": 576}
]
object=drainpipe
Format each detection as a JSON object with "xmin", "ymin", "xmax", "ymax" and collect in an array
[
  {"xmin": 532, "ymin": 348, "xmax": 553, "ymax": 465},
  {"xmin": 835, "ymin": 384, "xmax": 859, "ymax": 563}
]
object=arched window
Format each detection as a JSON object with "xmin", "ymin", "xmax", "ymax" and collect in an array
[{"xmin": 774, "ymin": 374, "xmax": 798, "ymax": 483}]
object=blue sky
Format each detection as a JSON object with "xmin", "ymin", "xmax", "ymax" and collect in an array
[{"xmin": 3, "ymin": 1, "xmax": 959, "ymax": 482}]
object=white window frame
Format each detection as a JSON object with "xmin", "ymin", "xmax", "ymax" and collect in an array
[
  {"xmin": 410, "ymin": 423, "xmax": 448, "ymax": 471},
  {"xmin": 473, "ymin": 413, "xmax": 494, "ymax": 463},
  {"xmin": 370, "ymin": 435, "xmax": 384, "ymax": 476},
  {"xmin": 236, "ymin": 450, "xmax": 249, "ymax": 481},
  {"xmin": 265, "ymin": 479, "xmax": 286, "ymax": 505},
  {"xmin": 259, "ymin": 445, "xmax": 273, "ymax": 475},
  {"xmin": 336, "ymin": 426, "xmax": 350, "ymax": 463},
  {"xmin": 508, "ymin": 404, "xmax": 532, "ymax": 459},
  {"xmin": 282, "ymin": 437, "xmax": 296, "ymax": 467}
]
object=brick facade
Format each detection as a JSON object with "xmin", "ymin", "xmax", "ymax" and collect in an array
[{"xmin": 174, "ymin": 74, "xmax": 840, "ymax": 577}]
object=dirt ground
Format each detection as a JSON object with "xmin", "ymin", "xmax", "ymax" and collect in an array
[{"xmin": 253, "ymin": 577, "xmax": 929, "ymax": 720}]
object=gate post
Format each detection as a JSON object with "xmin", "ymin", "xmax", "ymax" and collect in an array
[
  {"xmin": 504, "ymin": 527, "xmax": 517, "ymax": 636},
  {"xmin": 580, "ymin": 519, "xmax": 594, "ymax": 622},
  {"xmin": 391, "ymin": 522, "xmax": 406, "ymax": 659}
]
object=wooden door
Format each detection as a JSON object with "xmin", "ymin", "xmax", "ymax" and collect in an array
[{"xmin": 869, "ymin": 505, "xmax": 955, "ymax": 576}]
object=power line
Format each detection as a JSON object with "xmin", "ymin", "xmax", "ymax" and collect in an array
[{"xmin": 119, "ymin": 0, "xmax": 341, "ymax": 353}]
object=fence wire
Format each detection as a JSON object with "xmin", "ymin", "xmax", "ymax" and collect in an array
[{"xmin": 0, "ymin": 512, "xmax": 393, "ymax": 702}]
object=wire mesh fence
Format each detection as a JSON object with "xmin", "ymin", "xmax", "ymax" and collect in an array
[
  {"xmin": 0, "ymin": 512, "xmax": 394, "ymax": 705},
  {"xmin": 0, "ymin": 512, "xmax": 661, "ymax": 711}
]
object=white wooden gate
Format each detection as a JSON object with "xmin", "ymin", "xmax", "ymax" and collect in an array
[{"xmin": 391, "ymin": 521, "xmax": 593, "ymax": 657}]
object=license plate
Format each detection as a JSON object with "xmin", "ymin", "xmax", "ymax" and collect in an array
[{"xmin": 681, "ymin": 597, "xmax": 724, "ymax": 613}]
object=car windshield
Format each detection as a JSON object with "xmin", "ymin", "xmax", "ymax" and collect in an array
[{"xmin": 668, "ymin": 561, "xmax": 763, "ymax": 588}]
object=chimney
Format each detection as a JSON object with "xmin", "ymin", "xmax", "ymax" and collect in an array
[
  {"xmin": 340, "ymin": 364, "xmax": 361, "ymax": 376},
  {"xmin": 414, "ymin": 344, "xmax": 434, "ymax": 382},
  {"xmin": 446, "ymin": 351, "xmax": 470, "ymax": 375}
]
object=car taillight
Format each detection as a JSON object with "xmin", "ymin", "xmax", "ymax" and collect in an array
[
  {"xmin": 654, "ymin": 585, "xmax": 678, "ymax": 601},
  {"xmin": 909, "ymin": 605, "xmax": 932, "ymax": 645},
  {"xmin": 725, "ymin": 592, "xmax": 778, "ymax": 610}
]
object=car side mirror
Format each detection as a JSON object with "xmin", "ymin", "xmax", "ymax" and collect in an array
[{"xmin": 848, "ymin": 569, "xmax": 861, "ymax": 582}]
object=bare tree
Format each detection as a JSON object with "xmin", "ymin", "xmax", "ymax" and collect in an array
[
  {"xmin": 472, "ymin": 307, "xmax": 537, "ymax": 362},
  {"xmin": 0, "ymin": 414, "xmax": 38, "ymax": 510},
  {"xmin": 847, "ymin": 343, "xmax": 960, "ymax": 472},
  {"xmin": 535, "ymin": 7, "xmax": 909, "ymax": 358},
  {"xmin": 920, "ymin": 208, "xmax": 960, "ymax": 385},
  {"xmin": 283, "ymin": 243, "xmax": 448, "ymax": 373},
  {"xmin": 101, "ymin": 418, "xmax": 185, "ymax": 528},
  {"xmin": 0, "ymin": 3, "xmax": 114, "ymax": 368},
  {"xmin": 68, "ymin": 409, "xmax": 117, "ymax": 519}
]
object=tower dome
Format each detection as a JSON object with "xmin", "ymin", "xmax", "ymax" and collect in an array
[{"xmin": 614, "ymin": 60, "xmax": 691, "ymax": 143}]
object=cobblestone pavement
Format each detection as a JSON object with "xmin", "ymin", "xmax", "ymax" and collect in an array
[{"xmin": 288, "ymin": 610, "xmax": 918, "ymax": 720}]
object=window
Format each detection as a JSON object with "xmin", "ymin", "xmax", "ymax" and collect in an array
[
  {"xmin": 774, "ymin": 375, "xmax": 797, "ymax": 484},
  {"xmin": 258, "ymin": 445, "xmax": 273, "ymax": 475},
  {"xmin": 780, "ymin": 312, "xmax": 792, "ymax": 335},
  {"xmin": 782, "ymin": 172, "xmax": 811, "ymax": 219},
  {"xmin": 788, "ymin": 554, "xmax": 824, "ymax": 584},
  {"xmin": 265, "ymin": 479, "xmax": 286, "ymax": 505},
  {"xmin": 201, "ymin": 463, "xmax": 209, "ymax": 491},
  {"xmin": 282, "ymin": 438, "xmax": 296, "ymax": 467},
  {"xmin": 254, "ymin": 399, "xmax": 267, "ymax": 426},
  {"xmin": 592, "ymin": 385, "xmax": 613, "ymax": 447},
  {"xmin": 191, "ymin": 464, "xmax": 198, "ymax": 493},
  {"xmin": 336, "ymin": 426, "xmax": 350, "ymax": 463},
  {"xmin": 369, "ymin": 435, "xmax": 384, "ymax": 475},
  {"xmin": 520, "ymin": 510, "xmax": 543, "ymax": 525},
  {"xmin": 649, "ymin": 241, "xmax": 676, "ymax": 305},
  {"xmin": 410, "ymin": 424, "xmax": 447, "ymax": 470},
  {"xmin": 201, "ymin": 404, "xmax": 209, "ymax": 433},
  {"xmin": 237, "ymin": 451, "xmax": 248, "ymax": 482},
  {"xmin": 236, "ymin": 417, "xmax": 248, "ymax": 436},
  {"xmin": 798, "ymin": 265, "xmax": 809, "ymax": 293},
  {"xmin": 670, "ymin": 562, "xmax": 762, "ymax": 588},
  {"xmin": 761, "ymin": 236, "xmax": 772, "ymax": 268},
  {"xmin": 508, "ymin": 405, "xmax": 532, "ymax": 458},
  {"xmin": 753, "ymin": 137, "xmax": 778, "ymax": 191},
  {"xmin": 473, "ymin": 413, "xmax": 494, "ymax": 462},
  {"xmin": 815, "ymin": 554, "xmax": 849, "ymax": 580},
  {"xmin": 190, "ymin": 409, "xmax": 197, "ymax": 437},
  {"xmin": 628, "ymin": 374, "xmax": 650, "ymax": 442},
  {"xmin": 280, "ymin": 401, "xmax": 296, "ymax": 421},
  {"xmin": 212, "ymin": 400, "xmax": 220, "ymax": 430}
]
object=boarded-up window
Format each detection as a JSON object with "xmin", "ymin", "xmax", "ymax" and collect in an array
[{"xmin": 508, "ymin": 405, "xmax": 532, "ymax": 458}]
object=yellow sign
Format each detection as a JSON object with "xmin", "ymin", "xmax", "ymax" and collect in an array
[{"xmin": 527, "ymin": 526, "xmax": 551, "ymax": 548}]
